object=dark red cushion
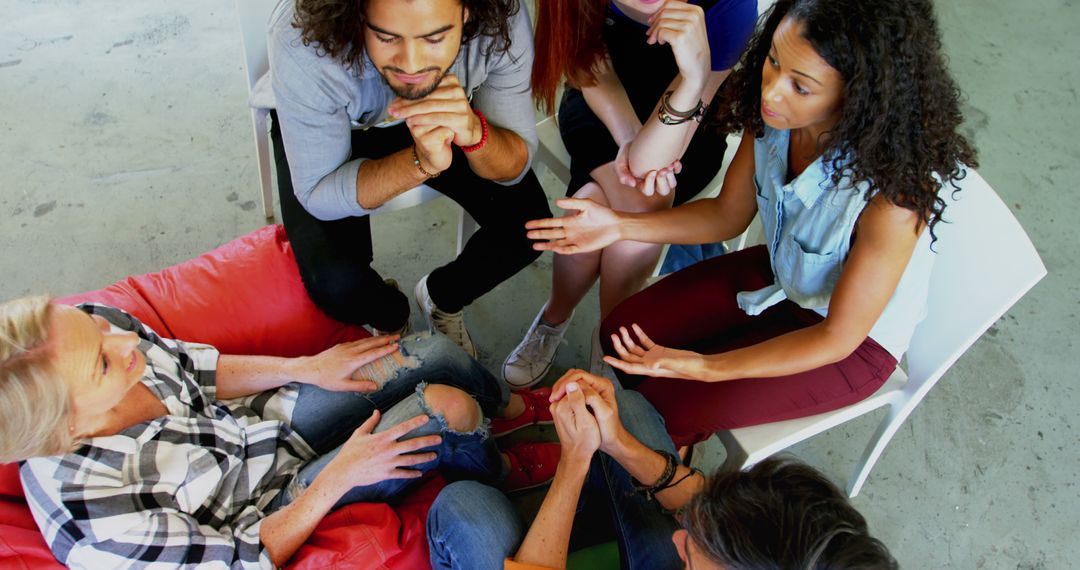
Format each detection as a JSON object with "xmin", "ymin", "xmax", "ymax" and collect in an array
[
  {"xmin": 58, "ymin": 225, "xmax": 371, "ymax": 356},
  {"xmin": 288, "ymin": 474, "xmax": 447, "ymax": 570},
  {"xmin": 4, "ymin": 225, "xmax": 439, "ymax": 569},
  {"xmin": 0, "ymin": 463, "xmax": 22, "ymax": 500}
]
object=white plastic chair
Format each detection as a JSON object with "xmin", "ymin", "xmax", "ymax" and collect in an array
[
  {"xmin": 715, "ymin": 168, "xmax": 1046, "ymax": 497},
  {"xmin": 234, "ymin": 0, "xmax": 476, "ymax": 253}
]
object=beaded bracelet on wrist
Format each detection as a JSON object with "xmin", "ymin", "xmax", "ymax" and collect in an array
[
  {"xmin": 412, "ymin": 145, "xmax": 440, "ymax": 178},
  {"xmin": 459, "ymin": 108, "xmax": 489, "ymax": 153}
]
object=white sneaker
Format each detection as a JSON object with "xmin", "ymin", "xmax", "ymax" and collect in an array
[
  {"xmin": 414, "ymin": 274, "xmax": 476, "ymax": 357},
  {"xmin": 502, "ymin": 304, "xmax": 573, "ymax": 389}
]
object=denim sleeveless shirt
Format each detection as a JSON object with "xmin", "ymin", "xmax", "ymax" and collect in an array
[{"xmin": 736, "ymin": 126, "xmax": 936, "ymax": 359}]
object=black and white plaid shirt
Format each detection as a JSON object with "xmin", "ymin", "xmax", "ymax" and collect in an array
[{"xmin": 21, "ymin": 305, "xmax": 316, "ymax": 569}]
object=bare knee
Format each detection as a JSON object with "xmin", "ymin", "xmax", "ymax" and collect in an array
[
  {"xmin": 572, "ymin": 181, "xmax": 609, "ymax": 206},
  {"xmin": 422, "ymin": 384, "xmax": 482, "ymax": 433},
  {"xmin": 593, "ymin": 177, "xmax": 672, "ymax": 213}
]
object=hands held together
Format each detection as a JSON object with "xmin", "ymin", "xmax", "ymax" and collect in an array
[
  {"xmin": 547, "ymin": 369, "xmax": 626, "ymax": 463},
  {"xmin": 388, "ymin": 74, "xmax": 482, "ymax": 175}
]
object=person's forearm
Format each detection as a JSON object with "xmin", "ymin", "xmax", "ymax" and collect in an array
[
  {"xmin": 627, "ymin": 72, "xmax": 727, "ymax": 177},
  {"xmin": 581, "ymin": 65, "xmax": 643, "ymax": 147},
  {"xmin": 616, "ymin": 197, "xmax": 745, "ymax": 245},
  {"xmin": 626, "ymin": 76, "xmax": 705, "ymax": 177},
  {"xmin": 354, "ymin": 148, "xmax": 433, "ymax": 209},
  {"xmin": 260, "ymin": 469, "xmax": 346, "ymax": 567},
  {"xmin": 605, "ymin": 432, "xmax": 701, "ymax": 512},
  {"xmin": 683, "ymin": 322, "xmax": 865, "ymax": 383},
  {"xmin": 215, "ymin": 355, "xmax": 310, "ymax": 400},
  {"xmin": 514, "ymin": 461, "xmax": 590, "ymax": 568},
  {"xmin": 463, "ymin": 126, "xmax": 530, "ymax": 181}
]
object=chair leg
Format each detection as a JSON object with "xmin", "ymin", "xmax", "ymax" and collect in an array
[
  {"xmin": 714, "ymin": 429, "xmax": 751, "ymax": 472},
  {"xmin": 456, "ymin": 208, "xmax": 478, "ymax": 255},
  {"xmin": 846, "ymin": 399, "xmax": 915, "ymax": 497},
  {"xmin": 650, "ymin": 244, "xmax": 671, "ymax": 278},
  {"xmin": 252, "ymin": 110, "xmax": 274, "ymax": 221}
]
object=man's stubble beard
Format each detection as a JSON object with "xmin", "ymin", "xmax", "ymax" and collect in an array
[{"xmin": 381, "ymin": 67, "xmax": 449, "ymax": 100}]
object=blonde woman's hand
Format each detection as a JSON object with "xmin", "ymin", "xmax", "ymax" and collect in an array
[
  {"xmin": 301, "ymin": 335, "xmax": 401, "ymax": 393},
  {"xmin": 323, "ymin": 412, "xmax": 441, "ymax": 492}
]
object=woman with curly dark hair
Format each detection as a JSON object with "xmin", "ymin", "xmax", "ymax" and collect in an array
[{"xmin": 527, "ymin": 0, "xmax": 977, "ymax": 448}]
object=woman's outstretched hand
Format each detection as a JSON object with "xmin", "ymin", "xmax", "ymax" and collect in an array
[
  {"xmin": 614, "ymin": 141, "xmax": 682, "ymax": 197},
  {"xmin": 604, "ymin": 324, "xmax": 700, "ymax": 380},
  {"xmin": 526, "ymin": 196, "xmax": 623, "ymax": 254}
]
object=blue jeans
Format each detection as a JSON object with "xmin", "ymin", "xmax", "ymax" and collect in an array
[
  {"xmin": 426, "ymin": 391, "xmax": 682, "ymax": 570},
  {"xmin": 271, "ymin": 332, "xmax": 509, "ymax": 511},
  {"xmin": 659, "ymin": 242, "xmax": 727, "ymax": 275}
]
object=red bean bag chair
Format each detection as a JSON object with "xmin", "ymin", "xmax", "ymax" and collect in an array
[{"xmin": 0, "ymin": 224, "xmax": 444, "ymax": 569}]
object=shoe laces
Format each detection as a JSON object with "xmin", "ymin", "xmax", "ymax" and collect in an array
[
  {"xmin": 514, "ymin": 323, "xmax": 566, "ymax": 365},
  {"xmin": 430, "ymin": 307, "xmax": 471, "ymax": 346}
]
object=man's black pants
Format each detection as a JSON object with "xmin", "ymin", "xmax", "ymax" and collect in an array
[{"xmin": 270, "ymin": 112, "xmax": 551, "ymax": 332}]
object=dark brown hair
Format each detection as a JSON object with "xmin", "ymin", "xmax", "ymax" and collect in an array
[
  {"xmin": 712, "ymin": 0, "xmax": 977, "ymax": 242},
  {"xmin": 531, "ymin": 0, "xmax": 609, "ymax": 113},
  {"xmin": 684, "ymin": 457, "xmax": 898, "ymax": 569},
  {"xmin": 292, "ymin": 0, "xmax": 521, "ymax": 72}
]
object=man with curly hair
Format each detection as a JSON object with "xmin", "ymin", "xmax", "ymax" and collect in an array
[{"xmin": 250, "ymin": 0, "xmax": 550, "ymax": 356}]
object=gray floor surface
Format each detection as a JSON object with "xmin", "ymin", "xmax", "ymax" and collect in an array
[{"xmin": 1, "ymin": 0, "xmax": 1077, "ymax": 567}]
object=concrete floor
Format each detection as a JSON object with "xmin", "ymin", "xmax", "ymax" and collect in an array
[{"xmin": 1, "ymin": 0, "xmax": 1077, "ymax": 567}]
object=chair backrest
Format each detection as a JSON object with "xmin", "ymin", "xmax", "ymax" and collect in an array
[
  {"xmin": 904, "ymin": 169, "xmax": 1046, "ymax": 401},
  {"xmin": 235, "ymin": 0, "xmax": 276, "ymax": 93}
]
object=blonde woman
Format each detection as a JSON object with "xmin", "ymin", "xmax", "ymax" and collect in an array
[{"xmin": 1, "ymin": 298, "xmax": 556, "ymax": 568}]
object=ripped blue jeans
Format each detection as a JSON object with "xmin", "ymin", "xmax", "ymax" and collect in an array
[{"xmin": 274, "ymin": 332, "xmax": 509, "ymax": 510}]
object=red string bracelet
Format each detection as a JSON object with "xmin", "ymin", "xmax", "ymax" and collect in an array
[{"xmin": 460, "ymin": 109, "xmax": 488, "ymax": 153}]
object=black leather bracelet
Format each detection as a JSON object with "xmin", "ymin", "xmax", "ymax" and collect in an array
[
  {"xmin": 632, "ymin": 449, "xmax": 679, "ymax": 500},
  {"xmin": 657, "ymin": 466, "xmax": 702, "ymax": 493}
]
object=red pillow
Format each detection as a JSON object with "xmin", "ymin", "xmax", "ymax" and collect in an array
[
  {"xmin": 60, "ymin": 224, "xmax": 371, "ymax": 355},
  {"xmin": 288, "ymin": 474, "xmax": 447, "ymax": 569},
  {"xmin": 7, "ymin": 225, "xmax": 440, "ymax": 570}
]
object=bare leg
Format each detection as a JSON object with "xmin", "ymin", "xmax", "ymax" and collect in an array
[
  {"xmin": 542, "ymin": 182, "xmax": 610, "ymax": 325},
  {"xmin": 592, "ymin": 163, "xmax": 674, "ymax": 318}
]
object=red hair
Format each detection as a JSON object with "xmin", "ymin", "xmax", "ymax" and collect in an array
[{"xmin": 531, "ymin": 0, "xmax": 609, "ymax": 113}]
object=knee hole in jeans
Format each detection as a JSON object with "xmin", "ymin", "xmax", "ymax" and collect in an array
[{"xmin": 423, "ymin": 384, "xmax": 482, "ymax": 433}]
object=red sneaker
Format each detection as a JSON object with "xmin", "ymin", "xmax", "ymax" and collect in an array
[
  {"xmin": 501, "ymin": 441, "xmax": 561, "ymax": 493},
  {"xmin": 490, "ymin": 387, "xmax": 555, "ymax": 437}
]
